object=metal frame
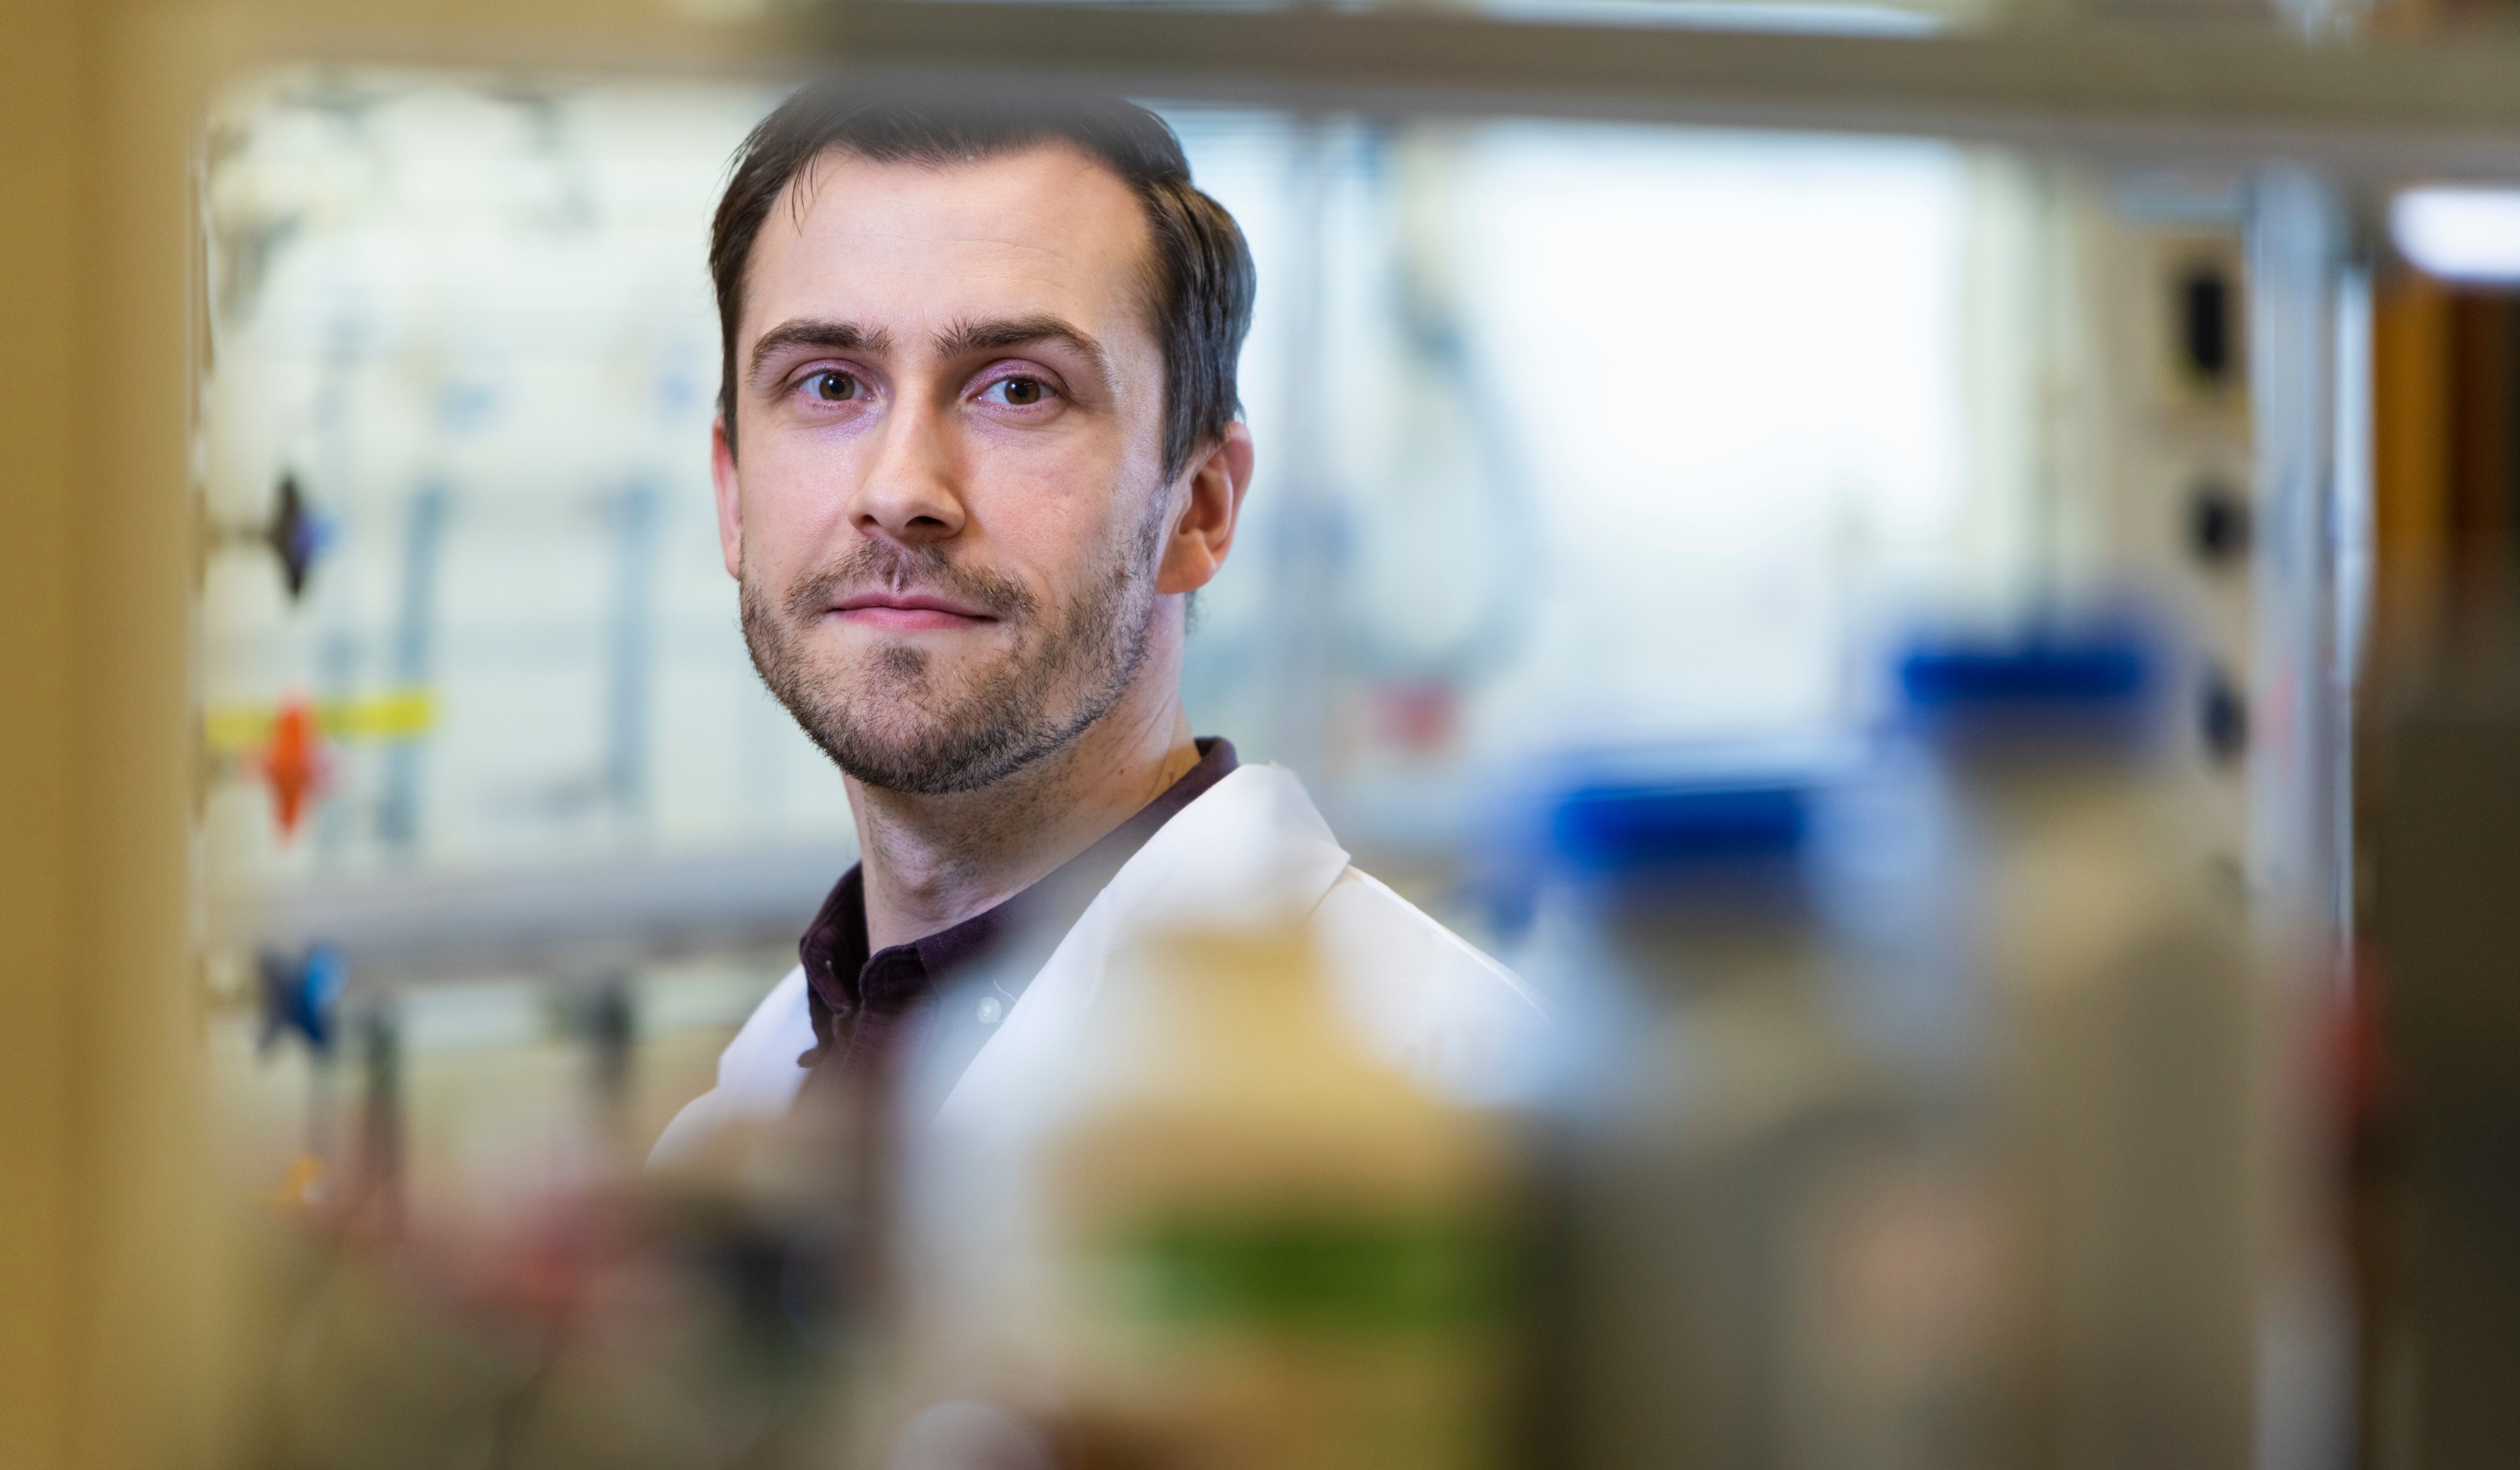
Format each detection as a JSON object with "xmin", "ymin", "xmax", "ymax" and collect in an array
[{"xmin": 805, "ymin": 2, "xmax": 2520, "ymax": 176}]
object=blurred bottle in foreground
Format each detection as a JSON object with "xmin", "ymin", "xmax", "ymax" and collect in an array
[
  {"xmin": 236, "ymin": 1108, "xmax": 866, "ymax": 1470},
  {"xmin": 1530, "ymin": 775, "xmax": 1986, "ymax": 1470},
  {"xmin": 887, "ymin": 927, "xmax": 1525, "ymax": 1470},
  {"xmin": 1897, "ymin": 628, "xmax": 2255, "ymax": 1470}
]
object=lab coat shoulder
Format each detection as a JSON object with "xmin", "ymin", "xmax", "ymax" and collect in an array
[
  {"xmin": 652, "ymin": 762, "xmax": 1546, "ymax": 1165},
  {"xmin": 647, "ymin": 964, "xmax": 815, "ymax": 1168},
  {"xmin": 1310, "ymin": 865, "xmax": 1548, "ymax": 1105}
]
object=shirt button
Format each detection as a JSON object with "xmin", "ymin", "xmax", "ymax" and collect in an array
[{"xmin": 976, "ymin": 995, "xmax": 1005, "ymax": 1025}]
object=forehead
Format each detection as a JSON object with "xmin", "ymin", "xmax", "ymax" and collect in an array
[{"xmin": 742, "ymin": 142, "xmax": 1156, "ymax": 349}]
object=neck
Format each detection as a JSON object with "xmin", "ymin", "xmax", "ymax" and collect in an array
[{"xmin": 845, "ymin": 654, "xmax": 1201, "ymax": 953}]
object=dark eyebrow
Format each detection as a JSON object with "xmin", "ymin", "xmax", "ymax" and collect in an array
[
  {"xmin": 935, "ymin": 316, "xmax": 1115, "ymax": 395},
  {"xmin": 748, "ymin": 319, "xmax": 890, "ymax": 385}
]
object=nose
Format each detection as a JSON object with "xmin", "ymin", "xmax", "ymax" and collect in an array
[{"xmin": 848, "ymin": 395, "xmax": 968, "ymax": 548}]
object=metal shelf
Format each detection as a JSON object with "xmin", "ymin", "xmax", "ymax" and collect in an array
[
  {"xmin": 806, "ymin": 0, "xmax": 2520, "ymax": 174},
  {"xmin": 221, "ymin": 842, "xmax": 851, "ymax": 990}
]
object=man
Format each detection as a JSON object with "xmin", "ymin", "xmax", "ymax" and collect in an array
[{"xmin": 653, "ymin": 84, "xmax": 1536, "ymax": 1165}]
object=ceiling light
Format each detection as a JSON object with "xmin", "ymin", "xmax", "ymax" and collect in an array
[{"xmin": 2392, "ymin": 186, "xmax": 2520, "ymax": 283}]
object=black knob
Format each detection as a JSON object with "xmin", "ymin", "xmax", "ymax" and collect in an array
[
  {"xmin": 266, "ymin": 473, "xmax": 323, "ymax": 601},
  {"xmin": 2189, "ymin": 480, "xmax": 2250, "ymax": 568},
  {"xmin": 2201, "ymin": 666, "xmax": 2249, "ymax": 764}
]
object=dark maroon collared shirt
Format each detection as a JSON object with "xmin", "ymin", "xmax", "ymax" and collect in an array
[{"xmin": 795, "ymin": 738, "xmax": 1239, "ymax": 1097}]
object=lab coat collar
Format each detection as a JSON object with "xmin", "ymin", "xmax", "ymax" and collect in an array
[{"xmin": 932, "ymin": 762, "xmax": 1352, "ymax": 1126}]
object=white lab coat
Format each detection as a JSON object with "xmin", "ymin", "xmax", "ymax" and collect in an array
[{"xmin": 649, "ymin": 763, "xmax": 1543, "ymax": 1167}]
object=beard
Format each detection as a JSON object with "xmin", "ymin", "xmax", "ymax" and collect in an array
[{"xmin": 741, "ymin": 507, "xmax": 1166, "ymax": 796}]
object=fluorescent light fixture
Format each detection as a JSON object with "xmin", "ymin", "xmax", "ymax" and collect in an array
[{"xmin": 2392, "ymin": 186, "xmax": 2520, "ymax": 283}]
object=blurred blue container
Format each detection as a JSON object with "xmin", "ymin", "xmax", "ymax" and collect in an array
[
  {"xmin": 1893, "ymin": 627, "xmax": 2165, "ymax": 754},
  {"xmin": 1548, "ymin": 781, "xmax": 1809, "ymax": 876}
]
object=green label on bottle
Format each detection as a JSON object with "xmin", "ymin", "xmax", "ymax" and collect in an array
[{"xmin": 1107, "ymin": 1216, "xmax": 1516, "ymax": 1336}]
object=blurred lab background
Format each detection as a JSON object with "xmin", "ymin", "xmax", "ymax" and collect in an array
[{"xmin": 10, "ymin": 0, "xmax": 2520, "ymax": 1466}]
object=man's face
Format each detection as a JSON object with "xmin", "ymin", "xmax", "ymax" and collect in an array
[{"xmin": 715, "ymin": 144, "xmax": 1207, "ymax": 795}]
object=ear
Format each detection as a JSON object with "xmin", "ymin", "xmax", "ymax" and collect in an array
[
  {"xmin": 1154, "ymin": 422, "xmax": 1254, "ymax": 596},
  {"xmin": 711, "ymin": 414, "xmax": 743, "ymax": 581}
]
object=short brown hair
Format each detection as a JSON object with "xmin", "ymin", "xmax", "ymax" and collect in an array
[{"xmin": 709, "ymin": 81, "xmax": 1256, "ymax": 480}]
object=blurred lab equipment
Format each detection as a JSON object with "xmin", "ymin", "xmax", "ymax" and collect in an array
[
  {"xmin": 2370, "ymin": 635, "xmax": 2520, "ymax": 1470},
  {"xmin": 1898, "ymin": 630, "xmax": 2255, "ymax": 1470},
  {"xmin": 208, "ymin": 471, "xmax": 333, "ymax": 602},
  {"xmin": 234, "ymin": 1147, "xmax": 864, "ymax": 1470},
  {"xmin": 1529, "ymin": 775, "xmax": 1971, "ymax": 1470},
  {"xmin": 890, "ymin": 927, "xmax": 1524, "ymax": 1470},
  {"xmin": 255, "ymin": 696, "xmax": 331, "ymax": 839},
  {"xmin": 260, "ymin": 943, "xmax": 348, "ymax": 1057}
]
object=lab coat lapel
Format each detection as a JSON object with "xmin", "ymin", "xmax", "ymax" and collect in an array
[{"xmin": 934, "ymin": 764, "xmax": 1352, "ymax": 1127}]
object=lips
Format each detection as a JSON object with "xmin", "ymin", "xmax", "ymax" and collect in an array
[{"xmin": 830, "ymin": 591, "xmax": 997, "ymax": 632}]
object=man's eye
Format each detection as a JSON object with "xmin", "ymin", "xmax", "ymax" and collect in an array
[
  {"xmin": 987, "ymin": 376, "xmax": 1048, "ymax": 407},
  {"xmin": 805, "ymin": 370, "xmax": 861, "ymax": 402}
]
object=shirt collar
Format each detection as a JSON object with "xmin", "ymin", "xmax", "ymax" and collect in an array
[{"xmin": 796, "ymin": 737, "xmax": 1241, "ymax": 1062}]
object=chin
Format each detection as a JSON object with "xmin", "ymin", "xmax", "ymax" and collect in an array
[{"xmin": 828, "ymin": 723, "xmax": 1062, "ymax": 796}]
